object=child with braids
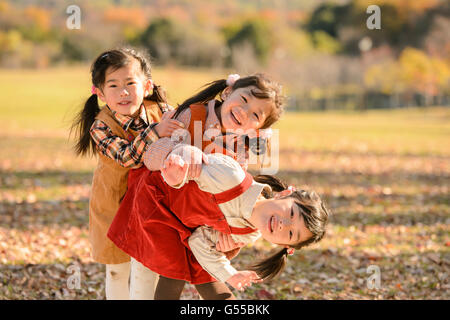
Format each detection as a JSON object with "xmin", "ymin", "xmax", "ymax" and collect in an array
[
  {"xmin": 108, "ymin": 146, "xmax": 331, "ymax": 299},
  {"xmin": 71, "ymin": 47, "xmax": 184, "ymax": 299}
]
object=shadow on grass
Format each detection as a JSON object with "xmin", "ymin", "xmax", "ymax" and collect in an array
[
  {"xmin": 2, "ymin": 167, "xmax": 445, "ymax": 191},
  {"xmin": 279, "ymin": 148, "xmax": 450, "ymax": 160},
  {"xmin": 328, "ymin": 210, "xmax": 449, "ymax": 227},
  {"xmin": 0, "ymin": 170, "xmax": 94, "ymax": 190},
  {"xmin": 0, "ymin": 166, "xmax": 448, "ymax": 228},
  {"xmin": 0, "ymin": 193, "xmax": 447, "ymax": 229},
  {"xmin": 270, "ymin": 170, "xmax": 449, "ymax": 186},
  {"xmin": 0, "ymin": 199, "xmax": 89, "ymax": 229}
]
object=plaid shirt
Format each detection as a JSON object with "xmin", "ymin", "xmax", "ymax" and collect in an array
[{"xmin": 90, "ymin": 105, "xmax": 160, "ymax": 168}]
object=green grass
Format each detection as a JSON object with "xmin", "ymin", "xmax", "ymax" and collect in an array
[
  {"xmin": 276, "ymin": 108, "xmax": 450, "ymax": 157},
  {"xmin": 1, "ymin": 65, "xmax": 448, "ymax": 158},
  {"xmin": 0, "ymin": 66, "xmax": 225, "ymax": 135}
]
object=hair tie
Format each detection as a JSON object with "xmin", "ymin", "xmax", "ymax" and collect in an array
[
  {"xmin": 286, "ymin": 248, "xmax": 295, "ymax": 256},
  {"xmin": 226, "ymin": 74, "xmax": 240, "ymax": 87},
  {"xmin": 287, "ymin": 185, "xmax": 296, "ymax": 192},
  {"xmin": 91, "ymin": 85, "xmax": 97, "ymax": 95}
]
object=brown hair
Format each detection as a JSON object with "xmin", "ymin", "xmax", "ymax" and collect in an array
[
  {"xmin": 71, "ymin": 47, "xmax": 168, "ymax": 156},
  {"xmin": 249, "ymin": 175, "xmax": 331, "ymax": 281},
  {"xmin": 173, "ymin": 73, "xmax": 285, "ymax": 129}
]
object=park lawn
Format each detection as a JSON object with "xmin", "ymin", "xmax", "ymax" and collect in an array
[
  {"xmin": 0, "ymin": 66, "xmax": 225, "ymax": 135},
  {"xmin": 0, "ymin": 66, "xmax": 449, "ymax": 300},
  {"xmin": 276, "ymin": 107, "xmax": 450, "ymax": 157}
]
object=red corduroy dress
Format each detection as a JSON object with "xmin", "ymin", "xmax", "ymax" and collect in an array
[{"xmin": 107, "ymin": 104, "xmax": 256, "ymax": 284}]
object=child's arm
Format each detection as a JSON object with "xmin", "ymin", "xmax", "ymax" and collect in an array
[
  {"xmin": 216, "ymin": 232, "xmax": 245, "ymax": 260},
  {"xmin": 90, "ymin": 115, "xmax": 184, "ymax": 169},
  {"xmin": 160, "ymin": 153, "xmax": 189, "ymax": 187},
  {"xmin": 161, "ymin": 144, "xmax": 251, "ymax": 196},
  {"xmin": 143, "ymin": 109, "xmax": 192, "ymax": 171},
  {"xmin": 226, "ymin": 271, "xmax": 262, "ymax": 291},
  {"xmin": 161, "ymin": 150, "xmax": 208, "ymax": 188},
  {"xmin": 153, "ymin": 110, "xmax": 185, "ymax": 138},
  {"xmin": 188, "ymin": 227, "xmax": 261, "ymax": 290},
  {"xmin": 90, "ymin": 120, "xmax": 160, "ymax": 168}
]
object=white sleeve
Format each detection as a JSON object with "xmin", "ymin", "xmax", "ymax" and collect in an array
[
  {"xmin": 143, "ymin": 109, "xmax": 191, "ymax": 171},
  {"xmin": 196, "ymin": 154, "xmax": 245, "ymax": 194},
  {"xmin": 188, "ymin": 226, "xmax": 238, "ymax": 283},
  {"xmin": 167, "ymin": 146, "xmax": 245, "ymax": 192}
]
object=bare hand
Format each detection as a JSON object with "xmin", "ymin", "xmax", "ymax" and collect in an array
[
  {"xmin": 180, "ymin": 146, "xmax": 209, "ymax": 179},
  {"xmin": 154, "ymin": 117, "xmax": 184, "ymax": 138},
  {"xmin": 161, "ymin": 109, "xmax": 176, "ymax": 120},
  {"xmin": 216, "ymin": 232, "xmax": 245, "ymax": 253},
  {"xmin": 161, "ymin": 154, "xmax": 188, "ymax": 186},
  {"xmin": 226, "ymin": 271, "xmax": 262, "ymax": 291}
]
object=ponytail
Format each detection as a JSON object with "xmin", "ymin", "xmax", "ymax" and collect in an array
[
  {"xmin": 173, "ymin": 79, "xmax": 228, "ymax": 119},
  {"xmin": 249, "ymin": 175, "xmax": 331, "ymax": 281},
  {"xmin": 71, "ymin": 94, "xmax": 100, "ymax": 156},
  {"xmin": 250, "ymin": 247, "xmax": 289, "ymax": 282},
  {"xmin": 145, "ymin": 83, "xmax": 169, "ymax": 111},
  {"xmin": 253, "ymin": 174, "xmax": 287, "ymax": 194}
]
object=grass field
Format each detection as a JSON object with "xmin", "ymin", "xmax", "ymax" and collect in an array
[{"xmin": 0, "ymin": 66, "xmax": 449, "ymax": 300}]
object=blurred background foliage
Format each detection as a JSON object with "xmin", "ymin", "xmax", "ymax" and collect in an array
[{"xmin": 0, "ymin": 0, "xmax": 449, "ymax": 110}]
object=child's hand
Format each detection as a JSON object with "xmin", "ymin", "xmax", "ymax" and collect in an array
[
  {"xmin": 154, "ymin": 116, "xmax": 184, "ymax": 138},
  {"xmin": 226, "ymin": 271, "xmax": 262, "ymax": 291},
  {"xmin": 216, "ymin": 232, "xmax": 245, "ymax": 254},
  {"xmin": 180, "ymin": 146, "xmax": 209, "ymax": 179},
  {"xmin": 161, "ymin": 109, "xmax": 176, "ymax": 120},
  {"xmin": 161, "ymin": 154, "xmax": 188, "ymax": 186}
]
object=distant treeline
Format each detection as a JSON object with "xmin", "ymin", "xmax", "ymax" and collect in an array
[
  {"xmin": 1, "ymin": 0, "xmax": 449, "ymax": 109},
  {"xmin": 1, "ymin": 0, "xmax": 448, "ymax": 66},
  {"xmin": 289, "ymin": 91, "xmax": 450, "ymax": 111}
]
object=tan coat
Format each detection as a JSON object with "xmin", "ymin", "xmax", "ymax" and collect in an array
[{"xmin": 89, "ymin": 100, "xmax": 162, "ymax": 264}]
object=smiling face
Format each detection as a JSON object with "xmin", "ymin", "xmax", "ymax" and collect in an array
[
  {"xmin": 220, "ymin": 86, "xmax": 273, "ymax": 133},
  {"xmin": 249, "ymin": 196, "xmax": 313, "ymax": 247},
  {"xmin": 96, "ymin": 59, "xmax": 151, "ymax": 117}
]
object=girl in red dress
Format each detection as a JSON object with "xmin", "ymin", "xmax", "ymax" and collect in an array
[
  {"xmin": 108, "ymin": 145, "xmax": 330, "ymax": 299},
  {"xmin": 108, "ymin": 73, "xmax": 329, "ymax": 299}
]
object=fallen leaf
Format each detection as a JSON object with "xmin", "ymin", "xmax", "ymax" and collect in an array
[{"xmin": 427, "ymin": 253, "xmax": 440, "ymax": 265}]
